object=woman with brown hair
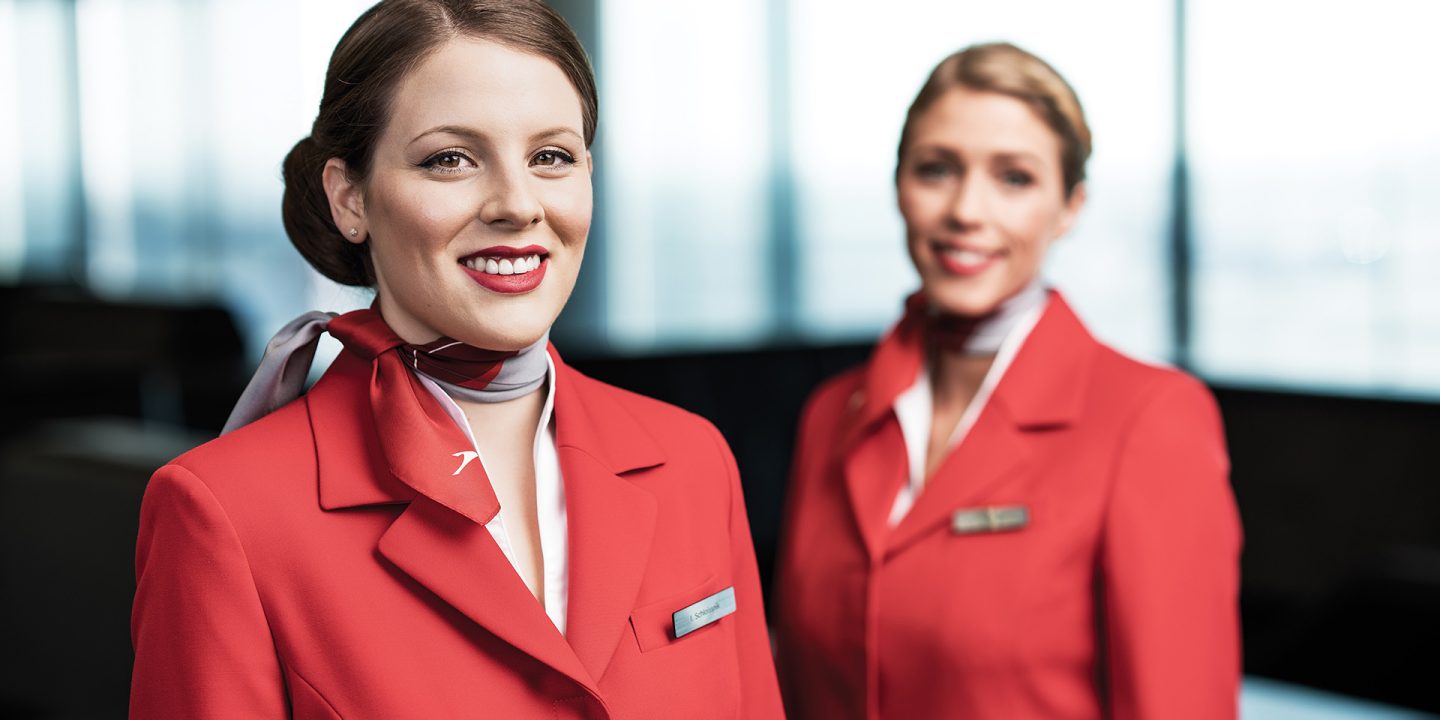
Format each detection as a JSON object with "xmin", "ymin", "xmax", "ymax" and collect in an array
[
  {"xmin": 773, "ymin": 43, "xmax": 1241, "ymax": 719},
  {"xmin": 128, "ymin": 2, "xmax": 783, "ymax": 717}
]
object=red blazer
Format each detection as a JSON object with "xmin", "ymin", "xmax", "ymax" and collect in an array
[
  {"xmin": 773, "ymin": 292, "xmax": 1241, "ymax": 720},
  {"xmin": 130, "ymin": 347, "xmax": 784, "ymax": 719}
]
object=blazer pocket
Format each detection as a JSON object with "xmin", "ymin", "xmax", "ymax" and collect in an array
[{"xmin": 630, "ymin": 574, "xmax": 732, "ymax": 653}]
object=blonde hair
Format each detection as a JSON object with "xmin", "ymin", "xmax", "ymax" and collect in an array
[{"xmin": 897, "ymin": 42, "xmax": 1091, "ymax": 197}]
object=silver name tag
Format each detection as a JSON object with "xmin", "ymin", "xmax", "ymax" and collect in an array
[
  {"xmin": 673, "ymin": 586, "xmax": 736, "ymax": 638},
  {"xmin": 951, "ymin": 505, "xmax": 1029, "ymax": 534}
]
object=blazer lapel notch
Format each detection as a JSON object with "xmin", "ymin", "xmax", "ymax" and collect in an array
[{"xmin": 551, "ymin": 349, "xmax": 665, "ymax": 475}]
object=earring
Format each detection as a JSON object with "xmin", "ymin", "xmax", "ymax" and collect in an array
[{"xmin": 348, "ymin": 228, "xmax": 359, "ymax": 238}]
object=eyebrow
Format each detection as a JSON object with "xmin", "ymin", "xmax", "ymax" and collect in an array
[
  {"xmin": 911, "ymin": 146, "xmax": 1049, "ymax": 167},
  {"xmin": 992, "ymin": 151, "xmax": 1048, "ymax": 166},
  {"xmin": 409, "ymin": 124, "xmax": 584, "ymax": 146}
]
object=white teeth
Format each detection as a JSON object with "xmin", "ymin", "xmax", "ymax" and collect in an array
[
  {"xmin": 945, "ymin": 248, "xmax": 990, "ymax": 265},
  {"xmin": 466, "ymin": 254, "xmax": 543, "ymax": 276}
]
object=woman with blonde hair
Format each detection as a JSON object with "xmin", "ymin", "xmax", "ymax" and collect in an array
[{"xmin": 773, "ymin": 42, "xmax": 1240, "ymax": 719}]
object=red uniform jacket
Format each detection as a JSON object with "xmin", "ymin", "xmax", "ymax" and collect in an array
[
  {"xmin": 131, "ymin": 347, "xmax": 784, "ymax": 719},
  {"xmin": 773, "ymin": 292, "xmax": 1241, "ymax": 719}
]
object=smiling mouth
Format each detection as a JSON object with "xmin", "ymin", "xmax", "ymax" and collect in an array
[
  {"xmin": 932, "ymin": 242, "xmax": 1003, "ymax": 276},
  {"xmin": 458, "ymin": 245, "xmax": 550, "ymax": 294},
  {"xmin": 462, "ymin": 253, "xmax": 543, "ymax": 276}
]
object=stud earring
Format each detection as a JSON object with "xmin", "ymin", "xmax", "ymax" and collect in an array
[{"xmin": 348, "ymin": 228, "xmax": 359, "ymax": 237}]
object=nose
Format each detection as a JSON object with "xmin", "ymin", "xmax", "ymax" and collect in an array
[
  {"xmin": 478, "ymin": 166, "xmax": 543, "ymax": 228},
  {"xmin": 945, "ymin": 177, "xmax": 984, "ymax": 231}
]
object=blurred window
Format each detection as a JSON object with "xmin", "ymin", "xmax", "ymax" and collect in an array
[
  {"xmin": 594, "ymin": 0, "xmax": 777, "ymax": 351},
  {"xmin": 0, "ymin": 0, "xmax": 376, "ymax": 360},
  {"xmin": 2, "ymin": 0, "xmax": 1438, "ymax": 399},
  {"xmin": 1188, "ymin": 0, "xmax": 1440, "ymax": 397}
]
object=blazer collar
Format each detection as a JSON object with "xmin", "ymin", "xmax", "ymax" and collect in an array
[
  {"xmin": 309, "ymin": 344, "xmax": 667, "ymax": 690},
  {"xmin": 849, "ymin": 289, "xmax": 1095, "ymax": 439},
  {"xmin": 310, "ymin": 351, "xmax": 415, "ymax": 511},
  {"xmin": 989, "ymin": 290, "xmax": 1096, "ymax": 429},
  {"xmin": 310, "ymin": 345, "xmax": 667, "ymax": 512},
  {"xmin": 840, "ymin": 290, "xmax": 1100, "ymax": 558},
  {"xmin": 846, "ymin": 304, "xmax": 926, "ymax": 447},
  {"xmin": 548, "ymin": 346, "xmax": 666, "ymax": 476}
]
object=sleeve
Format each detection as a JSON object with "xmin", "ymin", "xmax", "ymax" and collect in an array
[
  {"xmin": 131, "ymin": 464, "xmax": 289, "ymax": 719},
  {"xmin": 706, "ymin": 423, "xmax": 787, "ymax": 719},
  {"xmin": 1100, "ymin": 376, "xmax": 1242, "ymax": 720}
]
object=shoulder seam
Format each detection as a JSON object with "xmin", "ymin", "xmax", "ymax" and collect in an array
[
  {"xmin": 1097, "ymin": 375, "xmax": 1214, "ymax": 530},
  {"xmin": 156, "ymin": 463, "xmax": 285, "ymax": 663},
  {"xmin": 700, "ymin": 419, "xmax": 738, "ymax": 532}
]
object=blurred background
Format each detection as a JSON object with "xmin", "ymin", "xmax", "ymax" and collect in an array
[{"xmin": 1, "ymin": 0, "xmax": 1437, "ymax": 717}]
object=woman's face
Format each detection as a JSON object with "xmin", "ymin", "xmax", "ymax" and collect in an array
[
  {"xmin": 897, "ymin": 86, "xmax": 1084, "ymax": 317},
  {"xmin": 325, "ymin": 37, "xmax": 591, "ymax": 349}
]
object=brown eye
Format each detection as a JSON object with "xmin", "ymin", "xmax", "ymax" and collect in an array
[
  {"xmin": 420, "ymin": 150, "xmax": 473, "ymax": 173},
  {"xmin": 915, "ymin": 161, "xmax": 952, "ymax": 179},
  {"xmin": 1001, "ymin": 170, "xmax": 1035, "ymax": 188},
  {"xmin": 532, "ymin": 149, "xmax": 576, "ymax": 168}
]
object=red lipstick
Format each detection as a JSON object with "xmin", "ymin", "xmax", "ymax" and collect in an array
[
  {"xmin": 459, "ymin": 245, "xmax": 549, "ymax": 295},
  {"xmin": 932, "ymin": 242, "xmax": 1001, "ymax": 277},
  {"xmin": 464, "ymin": 244, "xmax": 547, "ymax": 260}
]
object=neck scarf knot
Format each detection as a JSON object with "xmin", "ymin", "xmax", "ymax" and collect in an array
[
  {"xmin": 904, "ymin": 279, "xmax": 1049, "ymax": 355},
  {"xmin": 219, "ymin": 307, "xmax": 550, "ymax": 525}
]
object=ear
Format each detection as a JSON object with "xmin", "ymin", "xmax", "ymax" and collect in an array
[
  {"xmin": 586, "ymin": 150, "xmax": 594, "ymax": 177},
  {"xmin": 1052, "ymin": 181, "xmax": 1087, "ymax": 241},
  {"xmin": 322, "ymin": 158, "xmax": 367, "ymax": 244}
]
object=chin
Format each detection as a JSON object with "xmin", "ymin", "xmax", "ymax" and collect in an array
[
  {"xmin": 446, "ymin": 292, "xmax": 566, "ymax": 351},
  {"xmin": 922, "ymin": 283, "xmax": 1005, "ymax": 319},
  {"xmin": 463, "ymin": 325, "xmax": 550, "ymax": 352}
]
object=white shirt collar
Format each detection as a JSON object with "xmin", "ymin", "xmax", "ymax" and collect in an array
[
  {"xmin": 889, "ymin": 296, "xmax": 1048, "ymax": 526},
  {"xmin": 415, "ymin": 354, "xmax": 569, "ymax": 635}
]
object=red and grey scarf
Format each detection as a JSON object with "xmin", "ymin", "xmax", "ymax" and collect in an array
[
  {"xmin": 219, "ymin": 307, "xmax": 549, "ymax": 524},
  {"xmin": 222, "ymin": 307, "xmax": 549, "ymax": 437}
]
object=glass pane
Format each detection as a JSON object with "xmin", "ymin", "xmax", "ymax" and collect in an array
[
  {"xmin": 0, "ymin": 0, "xmax": 26, "ymax": 281},
  {"xmin": 597, "ymin": 0, "xmax": 775, "ymax": 351},
  {"xmin": 5, "ymin": 0, "xmax": 82, "ymax": 281},
  {"xmin": 1189, "ymin": 0, "xmax": 1440, "ymax": 396},
  {"xmin": 62, "ymin": 0, "xmax": 376, "ymax": 358}
]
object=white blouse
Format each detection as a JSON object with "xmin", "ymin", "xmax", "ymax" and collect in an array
[
  {"xmin": 889, "ymin": 298, "xmax": 1048, "ymax": 526},
  {"xmin": 416, "ymin": 355, "xmax": 569, "ymax": 635}
]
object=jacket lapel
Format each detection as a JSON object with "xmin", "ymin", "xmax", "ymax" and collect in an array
[
  {"xmin": 551, "ymin": 350, "xmax": 664, "ymax": 682},
  {"xmin": 841, "ymin": 420, "xmax": 909, "ymax": 561},
  {"xmin": 309, "ymin": 351, "xmax": 415, "ymax": 509},
  {"xmin": 376, "ymin": 495, "xmax": 596, "ymax": 692},
  {"xmin": 882, "ymin": 402, "xmax": 1029, "ymax": 557},
  {"xmin": 844, "ymin": 292, "xmax": 1098, "ymax": 558},
  {"xmin": 306, "ymin": 347, "xmax": 664, "ymax": 693},
  {"xmin": 840, "ymin": 310, "xmax": 926, "ymax": 560}
]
